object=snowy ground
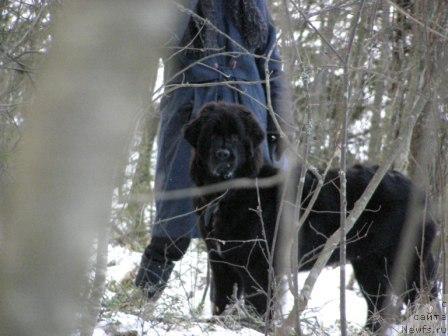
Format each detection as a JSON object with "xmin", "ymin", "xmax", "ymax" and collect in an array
[
  {"xmin": 94, "ymin": 242, "xmax": 368, "ymax": 336},
  {"xmin": 94, "ymin": 242, "xmax": 412, "ymax": 335}
]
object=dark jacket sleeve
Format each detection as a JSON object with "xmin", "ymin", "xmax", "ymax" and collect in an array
[{"xmin": 255, "ymin": 4, "xmax": 293, "ymax": 138}]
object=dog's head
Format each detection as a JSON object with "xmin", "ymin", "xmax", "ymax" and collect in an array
[{"xmin": 184, "ymin": 102, "xmax": 265, "ymax": 183}]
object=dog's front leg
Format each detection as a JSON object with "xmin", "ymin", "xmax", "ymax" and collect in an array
[
  {"xmin": 209, "ymin": 252, "xmax": 242, "ymax": 315},
  {"xmin": 241, "ymin": 265, "xmax": 270, "ymax": 318}
]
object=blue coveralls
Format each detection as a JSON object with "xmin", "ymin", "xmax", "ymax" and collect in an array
[{"xmin": 152, "ymin": 0, "xmax": 288, "ymax": 238}]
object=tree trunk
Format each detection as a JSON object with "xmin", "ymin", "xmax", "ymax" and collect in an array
[{"xmin": 0, "ymin": 2, "xmax": 171, "ymax": 335}]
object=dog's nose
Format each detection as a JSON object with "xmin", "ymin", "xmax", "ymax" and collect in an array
[{"xmin": 215, "ymin": 148, "xmax": 230, "ymax": 160}]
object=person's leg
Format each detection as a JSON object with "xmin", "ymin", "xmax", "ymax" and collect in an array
[
  {"xmin": 136, "ymin": 108, "xmax": 198, "ymax": 299},
  {"xmin": 135, "ymin": 196, "xmax": 199, "ymax": 299},
  {"xmin": 135, "ymin": 235, "xmax": 191, "ymax": 299}
]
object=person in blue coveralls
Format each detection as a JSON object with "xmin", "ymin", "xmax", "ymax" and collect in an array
[{"xmin": 135, "ymin": 0, "xmax": 293, "ymax": 299}]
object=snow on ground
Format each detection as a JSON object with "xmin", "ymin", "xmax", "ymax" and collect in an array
[
  {"xmin": 94, "ymin": 311, "xmax": 263, "ymax": 336},
  {"xmin": 106, "ymin": 245, "xmax": 142, "ymax": 282},
  {"xmin": 299, "ymin": 267, "xmax": 367, "ymax": 332},
  {"xmin": 95, "ymin": 242, "xmax": 368, "ymax": 335}
]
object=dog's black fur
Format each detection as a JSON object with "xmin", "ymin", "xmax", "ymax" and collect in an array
[{"xmin": 184, "ymin": 102, "xmax": 437, "ymax": 331}]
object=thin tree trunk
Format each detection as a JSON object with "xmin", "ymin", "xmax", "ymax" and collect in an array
[
  {"xmin": 368, "ymin": 2, "xmax": 391, "ymax": 161},
  {"xmin": 339, "ymin": 4, "xmax": 365, "ymax": 334}
]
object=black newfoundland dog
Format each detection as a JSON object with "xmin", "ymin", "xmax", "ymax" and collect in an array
[{"xmin": 184, "ymin": 102, "xmax": 437, "ymax": 331}]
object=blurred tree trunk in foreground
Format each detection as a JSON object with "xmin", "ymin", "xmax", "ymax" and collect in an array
[
  {"xmin": 114, "ymin": 71, "xmax": 160, "ymax": 248},
  {"xmin": 0, "ymin": 1, "xmax": 171, "ymax": 335}
]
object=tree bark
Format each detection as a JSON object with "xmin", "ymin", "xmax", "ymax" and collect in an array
[{"xmin": 0, "ymin": 2, "xmax": 171, "ymax": 335}]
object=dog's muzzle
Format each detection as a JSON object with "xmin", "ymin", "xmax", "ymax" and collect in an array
[
  {"xmin": 212, "ymin": 148, "xmax": 235, "ymax": 179},
  {"xmin": 213, "ymin": 164, "xmax": 233, "ymax": 179}
]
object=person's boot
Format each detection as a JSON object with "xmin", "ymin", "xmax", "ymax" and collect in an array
[{"xmin": 135, "ymin": 236, "xmax": 190, "ymax": 300}]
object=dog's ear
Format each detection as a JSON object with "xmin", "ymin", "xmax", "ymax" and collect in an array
[
  {"xmin": 184, "ymin": 117, "xmax": 202, "ymax": 148},
  {"xmin": 240, "ymin": 109, "xmax": 265, "ymax": 149},
  {"xmin": 184, "ymin": 103, "xmax": 216, "ymax": 148}
]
